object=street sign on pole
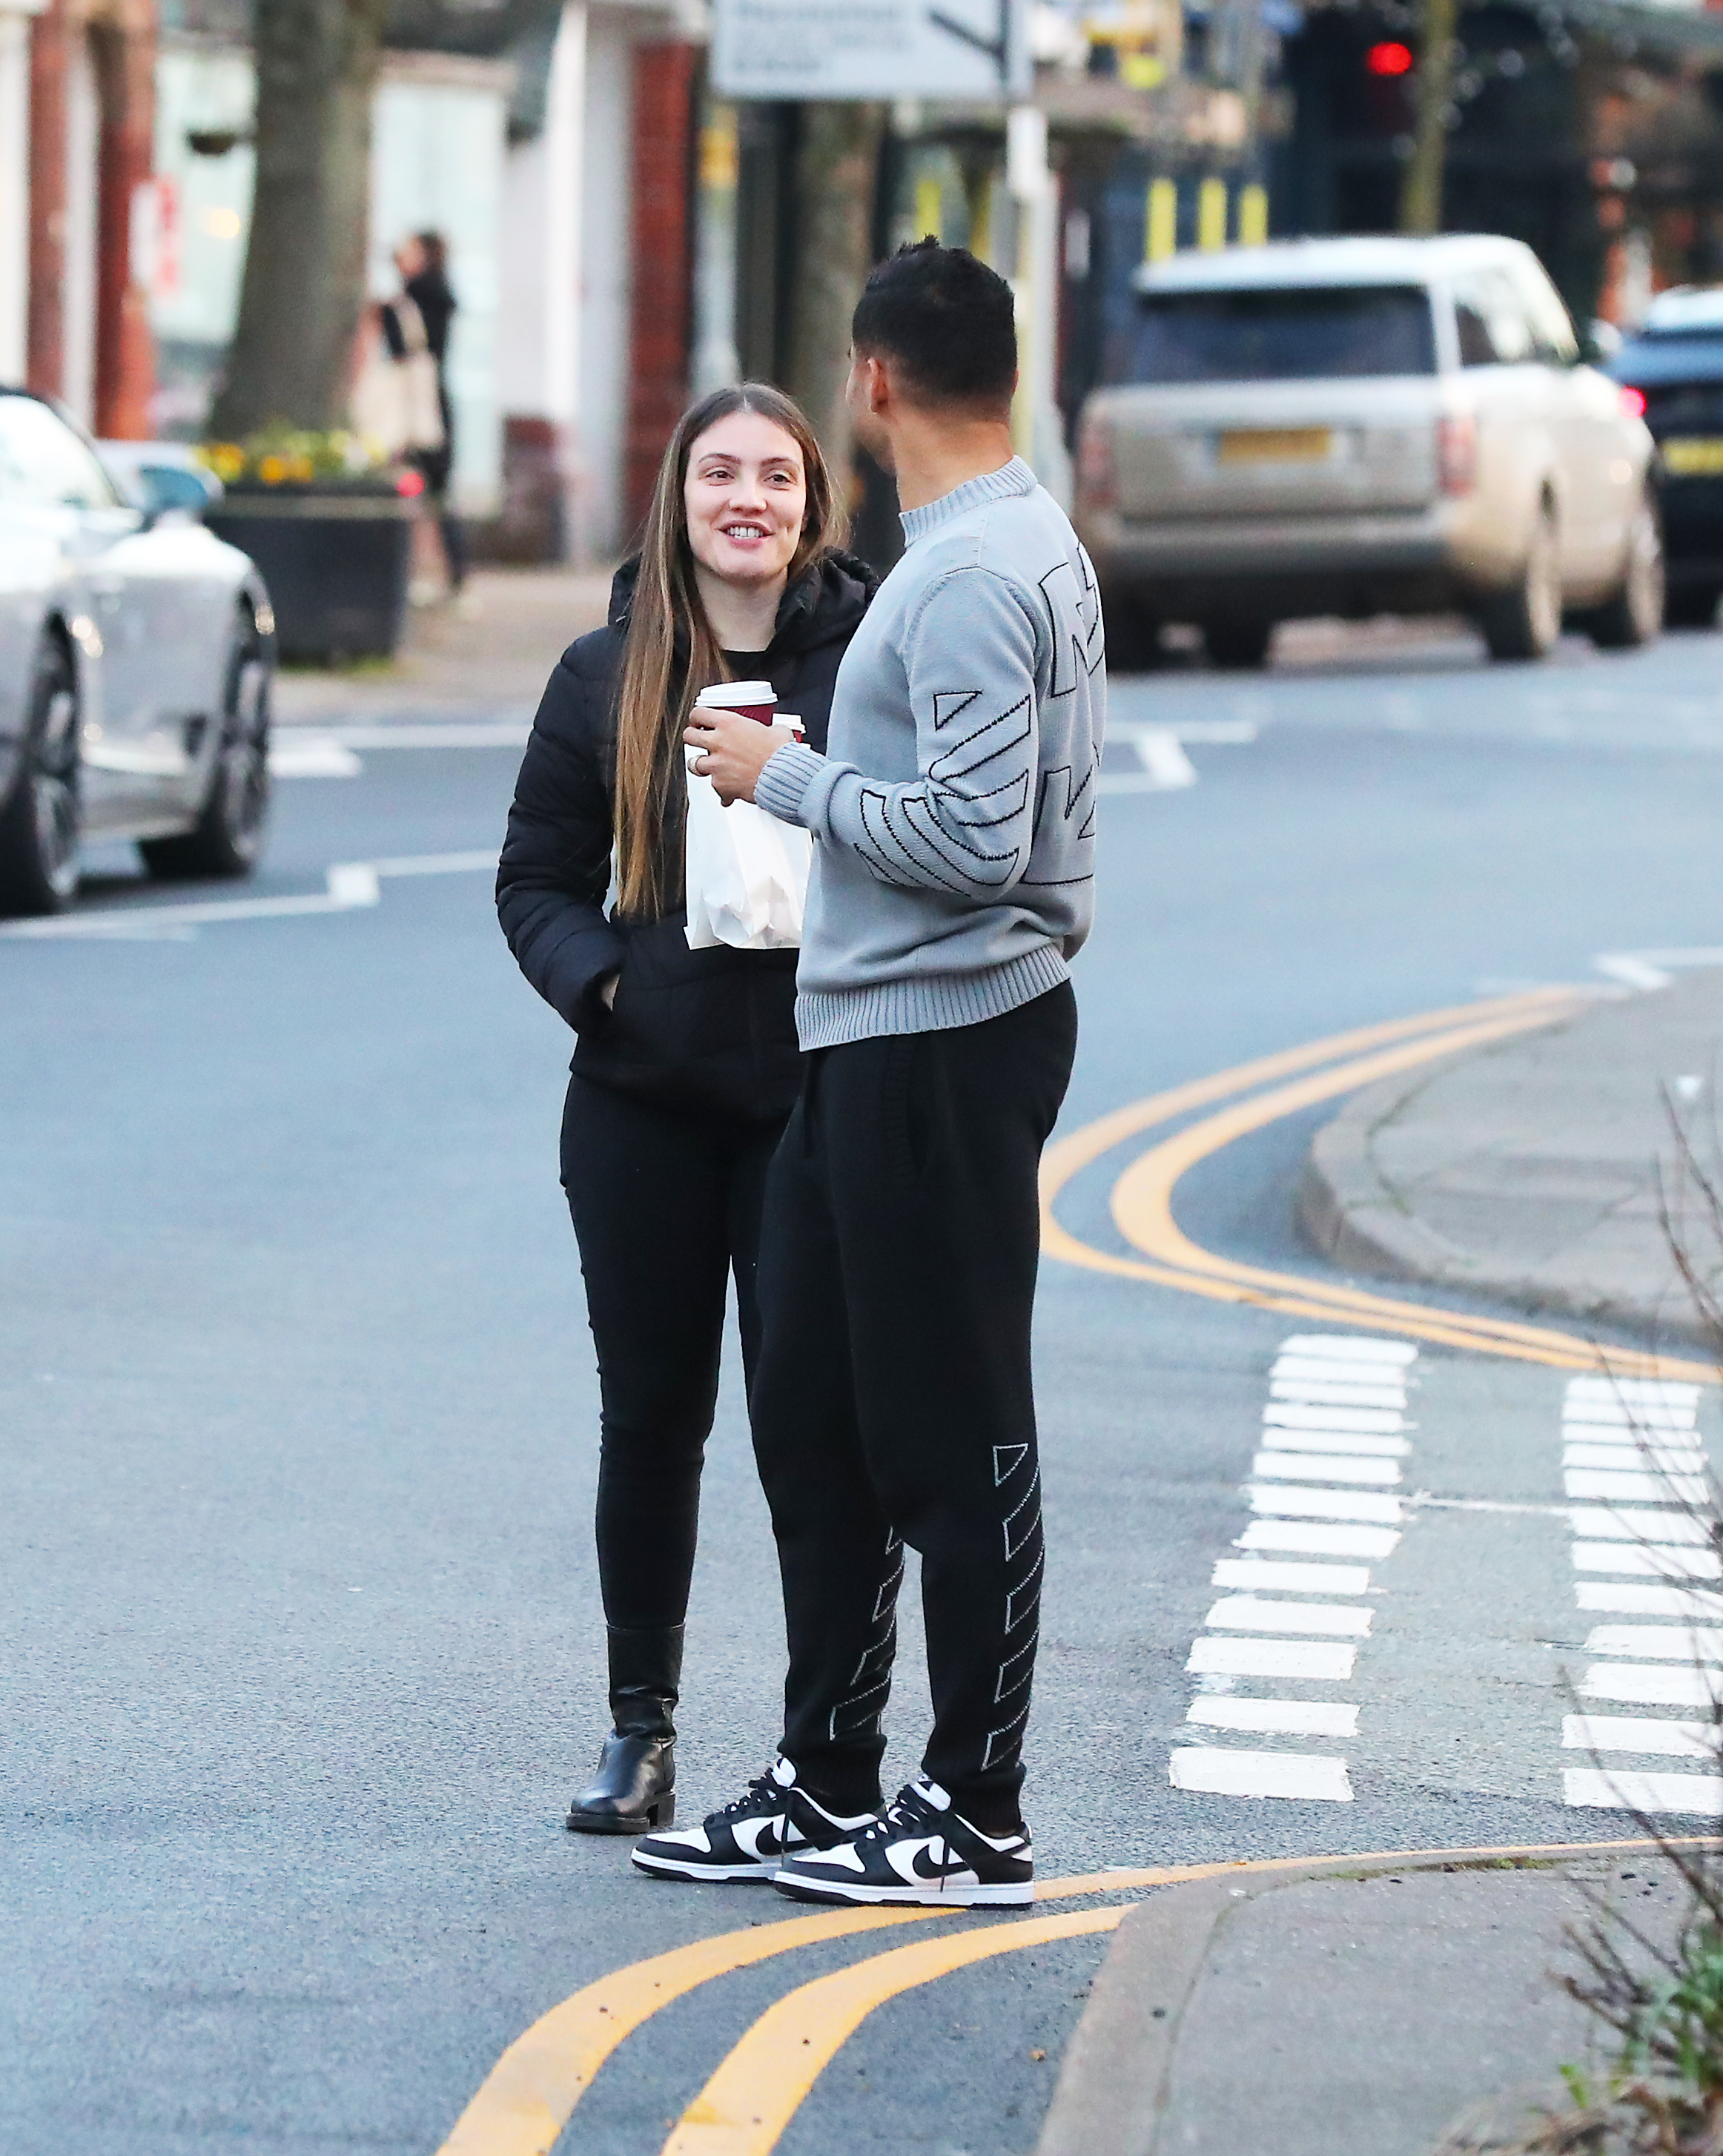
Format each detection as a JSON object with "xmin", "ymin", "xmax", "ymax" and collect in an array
[{"xmin": 711, "ymin": 0, "xmax": 1031, "ymax": 102}]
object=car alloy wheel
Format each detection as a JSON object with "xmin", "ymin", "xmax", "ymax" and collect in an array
[
  {"xmin": 0, "ymin": 635, "xmax": 81, "ymax": 916},
  {"xmin": 1586, "ymin": 494, "xmax": 1664, "ymax": 649},
  {"xmin": 139, "ymin": 606, "xmax": 271, "ymax": 881},
  {"xmin": 213, "ymin": 651, "xmax": 271, "ymax": 867},
  {"xmin": 1480, "ymin": 500, "xmax": 1561, "ymax": 661}
]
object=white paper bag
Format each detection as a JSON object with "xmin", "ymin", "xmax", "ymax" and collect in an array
[{"xmin": 683, "ymin": 725, "xmax": 811, "ymax": 951}]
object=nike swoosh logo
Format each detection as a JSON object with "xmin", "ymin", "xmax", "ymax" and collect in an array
[
  {"xmin": 884, "ymin": 1837, "xmax": 971, "ymax": 1886},
  {"xmin": 732, "ymin": 1817, "xmax": 784, "ymax": 1860}
]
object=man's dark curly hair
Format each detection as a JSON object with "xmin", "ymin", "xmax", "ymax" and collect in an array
[{"xmin": 850, "ymin": 239, "xmax": 1016, "ymax": 411}]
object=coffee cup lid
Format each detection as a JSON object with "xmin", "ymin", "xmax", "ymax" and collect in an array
[{"xmin": 695, "ymin": 680, "xmax": 775, "ymax": 709}]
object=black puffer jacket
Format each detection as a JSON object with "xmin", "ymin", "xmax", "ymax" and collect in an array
[{"xmin": 497, "ymin": 551, "xmax": 876, "ymax": 1121}]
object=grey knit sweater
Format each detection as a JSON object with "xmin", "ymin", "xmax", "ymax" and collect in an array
[{"xmin": 754, "ymin": 457, "xmax": 1106, "ymax": 1050}]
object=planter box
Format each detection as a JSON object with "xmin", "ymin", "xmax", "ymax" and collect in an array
[{"xmin": 205, "ymin": 486, "xmax": 415, "ymax": 663}]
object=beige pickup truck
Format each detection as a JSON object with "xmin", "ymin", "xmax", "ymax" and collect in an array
[{"xmin": 1074, "ymin": 234, "xmax": 1661, "ymax": 668}]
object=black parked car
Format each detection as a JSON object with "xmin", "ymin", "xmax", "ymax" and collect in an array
[{"xmin": 1611, "ymin": 288, "xmax": 1723, "ymax": 628}]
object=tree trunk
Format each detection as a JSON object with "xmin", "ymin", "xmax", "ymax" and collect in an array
[
  {"xmin": 211, "ymin": 0, "xmax": 388, "ymax": 439},
  {"xmin": 1399, "ymin": 0, "xmax": 1459, "ymax": 236},
  {"xmin": 786, "ymin": 101, "xmax": 885, "ymax": 483}
]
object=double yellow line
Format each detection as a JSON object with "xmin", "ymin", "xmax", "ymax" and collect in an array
[
  {"xmin": 1042, "ymin": 988, "xmax": 1718, "ymax": 1380},
  {"xmin": 433, "ymin": 992, "xmax": 1718, "ymax": 2156},
  {"xmin": 437, "ymin": 1840, "xmax": 1712, "ymax": 2156}
]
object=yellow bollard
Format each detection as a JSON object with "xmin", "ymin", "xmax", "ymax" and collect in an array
[
  {"xmin": 1238, "ymin": 182, "xmax": 1269, "ymax": 245},
  {"xmin": 1145, "ymin": 176, "xmax": 1177, "ymax": 262},
  {"xmin": 913, "ymin": 173, "xmax": 942, "ymax": 243},
  {"xmin": 1197, "ymin": 175, "xmax": 1228, "ymax": 251}
]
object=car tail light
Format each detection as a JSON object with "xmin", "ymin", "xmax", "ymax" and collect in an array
[
  {"xmin": 1436, "ymin": 411, "xmax": 1477, "ymax": 496},
  {"xmin": 1077, "ymin": 413, "xmax": 1116, "ymax": 511},
  {"xmin": 1618, "ymin": 384, "xmax": 1647, "ymax": 419}
]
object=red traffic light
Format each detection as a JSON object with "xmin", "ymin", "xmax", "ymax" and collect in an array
[{"xmin": 1366, "ymin": 40, "xmax": 1415, "ymax": 74}]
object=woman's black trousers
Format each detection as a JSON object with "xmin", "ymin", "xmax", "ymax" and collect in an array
[{"xmin": 560, "ymin": 1074, "xmax": 785, "ymax": 1632}]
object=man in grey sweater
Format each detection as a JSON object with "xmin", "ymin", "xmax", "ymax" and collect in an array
[{"xmin": 635, "ymin": 242, "xmax": 1105, "ymax": 1907}]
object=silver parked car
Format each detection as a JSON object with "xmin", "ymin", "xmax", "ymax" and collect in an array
[
  {"xmin": 0, "ymin": 388, "xmax": 274, "ymax": 916},
  {"xmin": 1074, "ymin": 234, "xmax": 1663, "ymax": 667}
]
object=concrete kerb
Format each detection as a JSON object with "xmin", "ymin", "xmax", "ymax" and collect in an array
[
  {"xmin": 1294, "ymin": 1031, "xmax": 1719, "ymax": 1354},
  {"xmin": 1033, "ymin": 1838, "xmax": 1715, "ymax": 2156}
]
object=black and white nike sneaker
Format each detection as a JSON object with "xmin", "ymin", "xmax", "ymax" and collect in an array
[
  {"xmin": 772, "ymin": 1776, "xmax": 1034, "ymax": 1907},
  {"xmin": 631, "ymin": 1756, "xmax": 876, "ymax": 1884}
]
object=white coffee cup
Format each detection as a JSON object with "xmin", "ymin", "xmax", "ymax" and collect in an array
[{"xmin": 695, "ymin": 680, "xmax": 776, "ymax": 724}]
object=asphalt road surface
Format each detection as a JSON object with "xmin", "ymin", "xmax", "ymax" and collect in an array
[{"xmin": 6, "ymin": 616, "xmax": 1723, "ymax": 2156}]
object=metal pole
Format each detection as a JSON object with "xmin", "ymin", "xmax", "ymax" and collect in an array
[
  {"xmin": 691, "ymin": 90, "xmax": 741, "ymax": 396},
  {"xmin": 1400, "ymin": 0, "xmax": 1458, "ymax": 235}
]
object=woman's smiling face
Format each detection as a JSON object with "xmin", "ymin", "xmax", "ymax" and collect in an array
[{"xmin": 684, "ymin": 412, "xmax": 808, "ymax": 592}]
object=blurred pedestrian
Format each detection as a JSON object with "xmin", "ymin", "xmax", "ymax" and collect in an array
[
  {"xmin": 350, "ymin": 250, "xmax": 443, "ymax": 476},
  {"xmin": 388, "ymin": 232, "xmax": 467, "ymax": 597},
  {"xmin": 496, "ymin": 384, "xmax": 876, "ymax": 1836},
  {"xmin": 639, "ymin": 243, "xmax": 1105, "ymax": 1905}
]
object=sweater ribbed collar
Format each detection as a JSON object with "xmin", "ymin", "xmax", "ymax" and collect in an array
[{"xmin": 899, "ymin": 455, "xmax": 1036, "ymax": 545}]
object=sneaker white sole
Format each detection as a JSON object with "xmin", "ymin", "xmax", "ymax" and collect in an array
[
  {"xmin": 631, "ymin": 1850, "xmax": 778, "ymax": 1884},
  {"xmin": 772, "ymin": 1873, "xmax": 1034, "ymax": 1908}
]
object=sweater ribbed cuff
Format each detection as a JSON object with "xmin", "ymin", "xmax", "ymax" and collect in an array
[{"xmin": 754, "ymin": 740, "xmax": 827, "ymax": 827}]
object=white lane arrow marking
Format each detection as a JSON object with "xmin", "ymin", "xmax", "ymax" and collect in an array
[{"xmin": 0, "ymin": 851, "xmax": 493, "ymax": 942}]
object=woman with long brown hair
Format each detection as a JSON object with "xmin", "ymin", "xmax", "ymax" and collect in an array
[{"xmin": 497, "ymin": 385, "xmax": 873, "ymax": 1835}]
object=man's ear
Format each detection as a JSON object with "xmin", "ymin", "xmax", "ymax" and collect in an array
[{"xmin": 860, "ymin": 352, "xmax": 890, "ymax": 417}]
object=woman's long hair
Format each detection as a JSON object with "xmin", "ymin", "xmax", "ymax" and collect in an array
[{"xmin": 612, "ymin": 383, "xmax": 848, "ymax": 919}]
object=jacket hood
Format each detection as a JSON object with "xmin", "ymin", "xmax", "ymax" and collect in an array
[{"xmin": 606, "ymin": 548, "xmax": 879, "ymax": 652}]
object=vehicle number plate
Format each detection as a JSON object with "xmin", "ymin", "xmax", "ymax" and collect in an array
[
  {"xmin": 1217, "ymin": 428, "xmax": 1333, "ymax": 464},
  {"xmin": 1662, "ymin": 436, "xmax": 1723, "ymax": 477}
]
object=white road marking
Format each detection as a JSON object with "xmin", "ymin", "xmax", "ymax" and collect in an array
[
  {"xmin": 1584, "ymin": 1624, "xmax": 1723, "ymax": 1662},
  {"xmin": 1205, "ymin": 1596, "xmax": 1371, "ymax": 1637},
  {"xmin": 1097, "ymin": 720, "xmax": 1259, "ymax": 797},
  {"xmin": 1237, "ymin": 1520, "xmax": 1400, "ymax": 1561},
  {"xmin": 1566, "ymin": 1379, "xmax": 1703, "ymax": 1407},
  {"xmin": 1563, "ymin": 1767, "xmax": 1723, "ymax": 1815},
  {"xmin": 1187, "ymin": 1636, "xmax": 1357, "ymax": 1682},
  {"xmin": 1581, "ymin": 1664, "xmax": 1719, "ymax": 1707},
  {"xmin": 1564, "ymin": 1469, "xmax": 1710, "ymax": 1505},
  {"xmin": 1564, "ymin": 1403, "xmax": 1699, "ymax": 1431},
  {"xmin": 1572, "ymin": 1541, "xmax": 1722, "ymax": 1578},
  {"xmin": 268, "ymin": 735, "xmax": 363, "ymax": 778},
  {"xmin": 1263, "ymin": 1404, "xmax": 1406, "ymax": 1435},
  {"xmin": 1278, "ymin": 1337, "xmax": 1418, "ymax": 1363},
  {"xmin": 1575, "ymin": 1583, "xmax": 1723, "ymax": 1620},
  {"xmin": 1211, "ymin": 1558, "xmax": 1372, "ymax": 1595},
  {"xmin": 1257, "ymin": 1429, "xmax": 1409, "ymax": 1458},
  {"xmin": 1594, "ymin": 948, "xmax": 1723, "ymax": 993},
  {"xmin": 1564, "ymin": 1443, "xmax": 1707, "ymax": 1472},
  {"xmin": 1570, "ymin": 1506, "xmax": 1712, "ymax": 1544},
  {"xmin": 1251, "ymin": 1452, "xmax": 1401, "ymax": 1487},
  {"xmin": 1269, "ymin": 1380, "xmax": 1409, "ymax": 1409},
  {"xmin": 1177, "ymin": 1335, "xmax": 1420, "ymax": 1803},
  {"xmin": 0, "ymin": 851, "xmax": 495, "ymax": 942},
  {"xmin": 1098, "ymin": 729, "xmax": 1197, "ymax": 793},
  {"xmin": 1170, "ymin": 1748, "xmax": 1353, "ymax": 1801},
  {"xmin": 1186, "ymin": 1698, "xmax": 1359, "ymax": 1738},
  {"xmin": 1564, "ymin": 1715, "xmax": 1719, "ymax": 1760},
  {"xmin": 1249, "ymin": 1487, "xmax": 1404, "ymax": 1524},
  {"xmin": 324, "ymin": 721, "xmax": 531, "ymax": 749},
  {"xmin": 1273, "ymin": 1353, "xmax": 1413, "ymax": 1380}
]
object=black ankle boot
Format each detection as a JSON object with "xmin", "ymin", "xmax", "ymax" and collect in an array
[{"xmin": 566, "ymin": 1623, "xmax": 682, "ymax": 1835}]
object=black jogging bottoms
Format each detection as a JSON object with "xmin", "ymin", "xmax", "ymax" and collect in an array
[
  {"xmin": 748, "ymin": 980, "xmax": 1077, "ymax": 1833},
  {"xmin": 561, "ymin": 1075, "xmax": 784, "ymax": 1633}
]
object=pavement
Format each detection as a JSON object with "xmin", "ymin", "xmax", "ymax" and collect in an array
[
  {"xmin": 1037, "ymin": 1843, "xmax": 1692, "ymax": 2156},
  {"xmin": 273, "ymin": 564, "xmax": 615, "ymax": 723},
  {"xmin": 10, "ymin": 611, "xmax": 1723, "ymax": 2154},
  {"xmin": 1300, "ymin": 964, "xmax": 1723, "ymax": 1351}
]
